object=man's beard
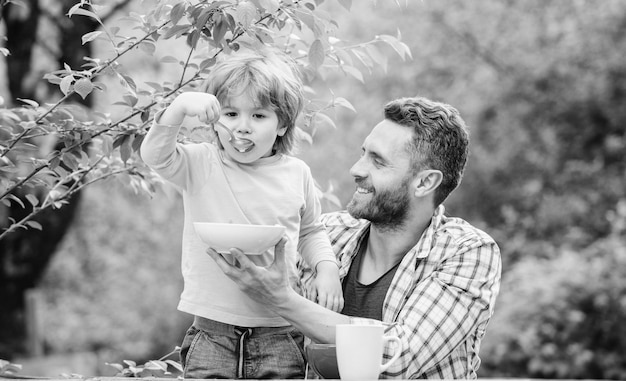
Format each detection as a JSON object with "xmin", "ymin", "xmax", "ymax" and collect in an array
[{"xmin": 347, "ymin": 176, "xmax": 411, "ymax": 230}]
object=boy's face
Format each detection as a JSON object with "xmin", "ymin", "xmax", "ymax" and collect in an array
[{"xmin": 217, "ymin": 93, "xmax": 286, "ymax": 164}]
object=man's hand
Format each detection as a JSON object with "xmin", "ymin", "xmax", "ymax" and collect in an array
[
  {"xmin": 208, "ymin": 238, "xmax": 351, "ymax": 343},
  {"xmin": 206, "ymin": 238, "xmax": 292, "ymax": 307}
]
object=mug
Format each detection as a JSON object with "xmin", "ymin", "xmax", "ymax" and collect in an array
[{"xmin": 336, "ymin": 324, "xmax": 401, "ymax": 380}]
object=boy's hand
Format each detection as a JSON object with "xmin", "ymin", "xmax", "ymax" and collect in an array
[
  {"xmin": 160, "ymin": 92, "xmax": 221, "ymax": 125},
  {"xmin": 310, "ymin": 261, "xmax": 344, "ymax": 312}
]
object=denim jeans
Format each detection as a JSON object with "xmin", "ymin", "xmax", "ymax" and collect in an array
[{"xmin": 180, "ymin": 316, "xmax": 306, "ymax": 379}]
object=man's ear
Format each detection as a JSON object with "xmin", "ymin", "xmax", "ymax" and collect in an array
[{"xmin": 412, "ymin": 170, "xmax": 443, "ymax": 198}]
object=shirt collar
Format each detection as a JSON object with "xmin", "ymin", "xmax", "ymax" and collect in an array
[{"xmin": 343, "ymin": 204, "xmax": 446, "ymax": 264}]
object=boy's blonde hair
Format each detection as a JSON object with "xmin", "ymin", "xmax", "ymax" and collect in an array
[{"xmin": 201, "ymin": 48, "xmax": 304, "ymax": 154}]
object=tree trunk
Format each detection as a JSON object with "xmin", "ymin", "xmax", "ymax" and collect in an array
[{"xmin": 0, "ymin": 0, "xmax": 98, "ymax": 359}]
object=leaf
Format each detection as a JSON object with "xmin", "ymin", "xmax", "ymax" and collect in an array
[
  {"xmin": 60, "ymin": 75, "xmax": 74, "ymax": 95},
  {"xmin": 308, "ymin": 39, "xmax": 325, "ymax": 68},
  {"xmin": 341, "ymin": 65, "xmax": 364, "ymax": 83},
  {"xmin": 74, "ymin": 78, "xmax": 94, "ymax": 99},
  {"xmin": 199, "ymin": 57, "xmax": 217, "ymax": 71},
  {"xmin": 169, "ymin": 2, "xmax": 187, "ymax": 25},
  {"xmin": 296, "ymin": 127, "xmax": 313, "ymax": 145},
  {"xmin": 160, "ymin": 55, "xmax": 180, "ymax": 64},
  {"xmin": 351, "ymin": 48, "xmax": 373, "ymax": 71},
  {"xmin": 364, "ymin": 44, "xmax": 388, "ymax": 73},
  {"xmin": 25, "ymin": 194, "xmax": 39, "ymax": 207},
  {"xmin": 254, "ymin": 28, "xmax": 274, "ymax": 44},
  {"xmin": 337, "ymin": 0, "xmax": 352, "ymax": 10},
  {"xmin": 144, "ymin": 81, "xmax": 164, "ymax": 91},
  {"xmin": 16, "ymin": 98, "xmax": 39, "ymax": 108},
  {"xmin": 259, "ymin": 0, "xmax": 280, "ymax": 13},
  {"xmin": 25, "ymin": 221, "xmax": 43, "ymax": 231},
  {"xmin": 165, "ymin": 360, "xmax": 183, "ymax": 372},
  {"xmin": 123, "ymin": 94, "xmax": 138, "ymax": 107},
  {"xmin": 105, "ymin": 363, "xmax": 124, "ymax": 372},
  {"xmin": 82, "ymin": 31, "xmax": 103, "ymax": 45},
  {"xmin": 195, "ymin": 8, "xmax": 213, "ymax": 31},
  {"xmin": 377, "ymin": 34, "xmax": 412, "ymax": 60},
  {"xmin": 62, "ymin": 152, "xmax": 79, "ymax": 170},
  {"xmin": 294, "ymin": 9, "xmax": 315, "ymax": 34},
  {"xmin": 131, "ymin": 134, "xmax": 145, "ymax": 153},
  {"xmin": 68, "ymin": 7, "xmax": 103, "ymax": 26},
  {"xmin": 146, "ymin": 360, "xmax": 167, "ymax": 371},
  {"xmin": 333, "ymin": 97, "xmax": 356, "ymax": 113},
  {"xmin": 49, "ymin": 156, "xmax": 61, "ymax": 170},
  {"xmin": 140, "ymin": 110, "xmax": 150, "ymax": 123},
  {"xmin": 312, "ymin": 112, "xmax": 336, "ymax": 130},
  {"xmin": 163, "ymin": 24, "xmax": 192, "ymax": 40},
  {"xmin": 139, "ymin": 40, "xmax": 156, "ymax": 55},
  {"xmin": 212, "ymin": 18, "xmax": 228, "ymax": 45},
  {"xmin": 118, "ymin": 73, "xmax": 138, "ymax": 94},
  {"xmin": 120, "ymin": 135, "xmax": 133, "ymax": 163},
  {"xmin": 236, "ymin": 1, "xmax": 257, "ymax": 28},
  {"xmin": 6, "ymin": 194, "xmax": 25, "ymax": 209},
  {"xmin": 187, "ymin": 29, "xmax": 201, "ymax": 48},
  {"xmin": 0, "ymin": 361, "xmax": 22, "ymax": 374}
]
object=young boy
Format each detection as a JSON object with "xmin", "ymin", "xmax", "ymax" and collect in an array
[{"xmin": 140, "ymin": 48, "xmax": 342, "ymax": 378}]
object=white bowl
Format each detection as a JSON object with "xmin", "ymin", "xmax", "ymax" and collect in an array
[{"xmin": 193, "ymin": 222, "xmax": 286, "ymax": 255}]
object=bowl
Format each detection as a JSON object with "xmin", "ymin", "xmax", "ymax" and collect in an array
[
  {"xmin": 306, "ymin": 343, "xmax": 339, "ymax": 379},
  {"xmin": 193, "ymin": 222, "xmax": 286, "ymax": 255}
]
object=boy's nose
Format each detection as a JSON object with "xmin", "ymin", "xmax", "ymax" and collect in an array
[{"xmin": 235, "ymin": 117, "xmax": 252, "ymax": 134}]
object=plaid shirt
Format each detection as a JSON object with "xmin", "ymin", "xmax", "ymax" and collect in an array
[{"xmin": 299, "ymin": 205, "xmax": 501, "ymax": 379}]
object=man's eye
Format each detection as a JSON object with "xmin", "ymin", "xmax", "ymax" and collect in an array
[{"xmin": 372, "ymin": 156, "xmax": 385, "ymax": 167}]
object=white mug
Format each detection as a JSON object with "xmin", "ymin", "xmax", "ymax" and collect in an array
[{"xmin": 336, "ymin": 324, "xmax": 401, "ymax": 380}]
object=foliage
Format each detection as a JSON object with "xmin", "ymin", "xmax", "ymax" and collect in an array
[
  {"xmin": 449, "ymin": 1, "xmax": 626, "ymax": 262},
  {"xmin": 0, "ymin": 0, "xmax": 410, "ymax": 240},
  {"xmin": 480, "ymin": 219, "xmax": 626, "ymax": 379},
  {"xmin": 106, "ymin": 346, "xmax": 182, "ymax": 377},
  {"xmin": 0, "ymin": 359, "xmax": 22, "ymax": 378},
  {"xmin": 37, "ymin": 182, "xmax": 189, "ymax": 363}
]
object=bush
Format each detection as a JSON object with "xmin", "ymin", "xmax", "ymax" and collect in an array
[{"xmin": 480, "ymin": 230, "xmax": 626, "ymax": 379}]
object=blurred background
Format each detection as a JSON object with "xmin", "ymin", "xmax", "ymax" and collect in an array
[{"xmin": 1, "ymin": 0, "xmax": 626, "ymax": 378}]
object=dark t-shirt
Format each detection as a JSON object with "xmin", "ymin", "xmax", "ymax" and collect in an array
[{"xmin": 341, "ymin": 239, "xmax": 401, "ymax": 320}]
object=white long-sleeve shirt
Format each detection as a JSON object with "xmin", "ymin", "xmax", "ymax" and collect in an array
[{"xmin": 141, "ymin": 122, "xmax": 336, "ymax": 327}]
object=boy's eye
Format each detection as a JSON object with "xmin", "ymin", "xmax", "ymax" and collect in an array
[
  {"xmin": 224, "ymin": 112, "xmax": 237, "ymax": 117},
  {"xmin": 253, "ymin": 113, "xmax": 266, "ymax": 119}
]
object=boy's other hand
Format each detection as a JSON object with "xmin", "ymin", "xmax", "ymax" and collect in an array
[{"xmin": 311, "ymin": 261, "xmax": 344, "ymax": 312}]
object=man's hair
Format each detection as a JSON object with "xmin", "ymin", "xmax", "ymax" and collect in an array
[
  {"xmin": 384, "ymin": 96, "xmax": 469, "ymax": 206},
  {"xmin": 201, "ymin": 48, "xmax": 304, "ymax": 154}
]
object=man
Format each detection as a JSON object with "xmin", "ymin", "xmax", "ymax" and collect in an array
[{"xmin": 207, "ymin": 96, "xmax": 502, "ymax": 379}]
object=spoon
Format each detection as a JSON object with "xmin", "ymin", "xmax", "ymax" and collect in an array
[{"xmin": 214, "ymin": 121, "xmax": 255, "ymax": 153}]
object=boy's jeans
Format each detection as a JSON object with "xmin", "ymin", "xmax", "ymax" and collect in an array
[{"xmin": 180, "ymin": 316, "xmax": 306, "ymax": 379}]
